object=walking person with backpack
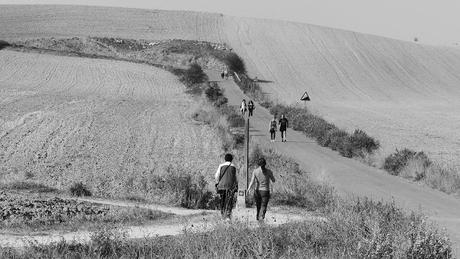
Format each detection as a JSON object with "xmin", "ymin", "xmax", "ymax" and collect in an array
[
  {"xmin": 269, "ymin": 116, "xmax": 277, "ymax": 142},
  {"xmin": 279, "ymin": 114, "xmax": 289, "ymax": 142},
  {"xmin": 248, "ymin": 100, "xmax": 255, "ymax": 117},
  {"xmin": 215, "ymin": 153, "xmax": 238, "ymax": 220},
  {"xmin": 247, "ymin": 157, "xmax": 275, "ymax": 221}
]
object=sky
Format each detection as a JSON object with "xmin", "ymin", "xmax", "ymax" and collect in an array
[{"xmin": 1, "ymin": 0, "xmax": 459, "ymax": 45}]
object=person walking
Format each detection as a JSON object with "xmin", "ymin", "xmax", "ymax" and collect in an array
[
  {"xmin": 221, "ymin": 70, "xmax": 225, "ymax": 79},
  {"xmin": 247, "ymin": 158, "xmax": 275, "ymax": 221},
  {"xmin": 215, "ymin": 153, "xmax": 238, "ymax": 220},
  {"xmin": 248, "ymin": 100, "xmax": 255, "ymax": 117},
  {"xmin": 269, "ymin": 116, "xmax": 277, "ymax": 142},
  {"xmin": 240, "ymin": 99, "xmax": 247, "ymax": 116},
  {"xmin": 279, "ymin": 114, "xmax": 289, "ymax": 142}
]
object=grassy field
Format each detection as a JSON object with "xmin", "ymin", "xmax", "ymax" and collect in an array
[{"xmin": 0, "ymin": 49, "xmax": 223, "ymax": 203}]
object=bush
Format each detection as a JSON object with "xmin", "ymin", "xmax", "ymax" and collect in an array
[
  {"xmin": 383, "ymin": 149, "xmax": 431, "ymax": 176},
  {"xmin": 176, "ymin": 63, "xmax": 207, "ymax": 87},
  {"xmin": 224, "ymin": 52, "xmax": 246, "ymax": 74},
  {"xmin": 205, "ymin": 82, "xmax": 227, "ymax": 107},
  {"xmin": 148, "ymin": 168, "xmax": 218, "ymax": 209},
  {"xmin": 69, "ymin": 182, "xmax": 92, "ymax": 197},
  {"xmin": 0, "ymin": 40, "xmax": 10, "ymax": 50},
  {"xmin": 339, "ymin": 129, "xmax": 380, "ymax": 158}
]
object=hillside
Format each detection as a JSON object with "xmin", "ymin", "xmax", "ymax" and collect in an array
[
  {"xmin": 1, "ymin": 5, "xmax": 459, "ymax": 164},
  {"xmin": 0, "ymin": 50, "xmax": 222, "ymax": 200}
]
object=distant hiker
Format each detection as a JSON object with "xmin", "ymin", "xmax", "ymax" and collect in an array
[
  {"xmin": 240, "ymin": 99, "xmax": 247, "ymax": 116},
  {"xmin": 224, "ymin": 69, "xmax": 229, "ymax": 79},
  {"xmin": 279, "ymin": 115, "xmax": 289, "ymax": 142},
  {"xmin": 248, "ymin": 100, "xmax": 255, "ymax": 117},
  {"xmin": 247, "ymin": 157, "xmax": 275, "ymax": 221},
  {"xmin": 215, "ymin": 153, "xmax": 238, "ymax": 220},
  {"xmin": 221, "ymin": 71, "xmax": 225, "ymax": 79},
  {"xmin": 269, "ymin": 116, "xmax": 277, "ymax": 142}
]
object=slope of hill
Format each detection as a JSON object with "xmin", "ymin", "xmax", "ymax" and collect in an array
[{"xmin": 2, "ymin": 5, "xmax": 459, "ymax": 164}]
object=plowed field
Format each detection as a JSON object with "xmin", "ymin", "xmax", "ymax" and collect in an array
[{"xmin": 0, "ymin": 50, "xmax": 222, "ymax": 198}]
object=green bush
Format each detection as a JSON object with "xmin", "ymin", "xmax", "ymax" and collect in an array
[
  {"xmin": 205, "ymin": 82, "xmax": 227, "ymax": 107},
  {"xmin": 0, "ymin": 40, "xmax": 10, "ymax": 50},
  {"xmin": 69, "ymin": 182, "xmax": 92, "ymax": 197},
  {"xmin": 224, "ymin": 52, "xmax": 246, "ymax": 74},
  {"xmin": 175, "ymin": 63, "xmax": 207, "ymax": 87},
  {"xmin": 383, "ymin": 149, "xmax": 431, "ymax": 176}
]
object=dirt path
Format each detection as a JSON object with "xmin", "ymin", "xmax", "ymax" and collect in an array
[
  {"xmin": 0, "ymin": 196, "xmax": 317, "ymax": 248},
  {"xmin": 208, "ymin": 71, "xmax": 460, "ymax": 255}
]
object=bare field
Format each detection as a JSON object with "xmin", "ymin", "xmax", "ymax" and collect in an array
[
  {"xmin": 2, "ymin": 5, "xmax": 459, "ymax": 165},
  {"xmin": 0, "ymin": 50, "xmax": 222, "ymax": 199}
]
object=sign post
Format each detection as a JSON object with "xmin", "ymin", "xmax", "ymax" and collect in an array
[{"xmin": 236, "ymin": 114, "xmax": 250, "ymax": 209}]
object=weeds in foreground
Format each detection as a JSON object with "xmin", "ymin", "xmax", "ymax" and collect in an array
[{"xmin": 3, "ymin": 198, "xmax": 451, "ymax": 258}]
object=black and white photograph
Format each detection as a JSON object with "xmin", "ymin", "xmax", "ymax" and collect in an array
[{"xmin": 0, "ymin": 0, "xmax": 459, "ymax": 257}]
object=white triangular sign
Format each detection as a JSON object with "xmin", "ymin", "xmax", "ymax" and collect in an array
[{"xmin": 300, "ymin": 91, "xmax": 310, "ymax": 101}]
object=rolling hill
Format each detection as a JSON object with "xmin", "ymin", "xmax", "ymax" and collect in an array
[{"xmin": 2, "ymin": 4, "xmax": 459, "ymax": 165}]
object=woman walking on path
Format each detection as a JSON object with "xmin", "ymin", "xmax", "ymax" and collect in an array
[
  {"xmin": 269, "ymin": 116, "xmax": 277, "ymax": 142},
  {"xmin": 240, "ymin": 99, "xmax": 247, "ymax": 116},
  {"xmin": 248, "ymin": 100, "xmax": 255, "ymax": 117},
  {"xmin": 247, "ymin": 158, "xmax": 275, "ymax": 221}
]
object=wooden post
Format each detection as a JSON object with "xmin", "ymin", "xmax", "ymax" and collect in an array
[
  {"xmin": 245, "ymin": 116, "xmax": 250, "ymax": 207},
  {"xmin": 236, "ymin": 115, "xmax": 250, "ymax": 209}
]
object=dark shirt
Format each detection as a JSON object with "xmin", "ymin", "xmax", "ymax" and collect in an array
[{"xmin": 279, "ymin": 118, "xmax": 288, "ymax": 130}]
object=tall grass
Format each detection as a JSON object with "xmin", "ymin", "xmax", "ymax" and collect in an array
[
  {"xmin": 3, "ymin": 198, "xmax": 451, "ymax": 258},
  {"xmin": 249, "ymin": 145, "xmax": 335, "ymax": 210}
]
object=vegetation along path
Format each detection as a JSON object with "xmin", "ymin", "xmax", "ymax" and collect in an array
[
  {"xmin": 208, "ymin": 70, "xmax": 460, "ymax": 254},
  {"xmin": 0, "ymin": 189, "xmax": 317, "ymax": 248}
]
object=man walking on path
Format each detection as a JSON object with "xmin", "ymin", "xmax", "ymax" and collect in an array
[
  {"xmin": 215, "ymin": 153, "xmax": 238, "ymax": 220},
  {"xmin": 248, "ymin": 100, "xmax": 255, "ymax": 117},
  {"xmin": 247, "ymin": 157, "xmax": 275, "ymax": 221},
  {"xmin": 279, "ymin": 114, "xmax": 289, "ymax": 142},
  {"xmin": 269, "ymin": 116, "xmax": 277, "ymax": 142}
]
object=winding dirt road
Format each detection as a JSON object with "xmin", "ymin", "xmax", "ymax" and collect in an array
[{"xmin": 208, "ymin": 71, "xmax": 460, "ymax": 255}]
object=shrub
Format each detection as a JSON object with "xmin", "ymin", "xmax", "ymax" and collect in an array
[
  {"xmin": 0, "ymin": 40, "xmax": 10, "ymax": 50},
  {"xmin": 69, "ymin": 182, "xmax": 92, "ymax": 197},
  {"xmin": 383, "ymin": 149, "xmax": 431, "ymax": 176},
  {"xmin": 339, "ymin": 129, "xmax": 380, "ymax": 158},
  {"xmin": 148, "ymin": 168, "xmax": 218, "ymax": 209},
  {"xmin": 224, "ymin": 52, "xmax": 246, "ymax": 74},
  {"xmin": 205, "ymin": 82, "xmax": 227, "ymax": 107},
  {"xmin": 175, "ymin": 63, "xmax": 207, "ymax": 87}
]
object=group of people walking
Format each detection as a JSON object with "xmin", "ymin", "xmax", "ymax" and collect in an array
[
  {"xmin": 240, "ymin": 99, "xmax": 255, "ymax": 117},
  {"xmin": 269, "ymin": 115, "xmax": 289, "ymax": 142},
  {"xmin": 215, "ymin": 153, "xmax": 275, "ymax": 221}
]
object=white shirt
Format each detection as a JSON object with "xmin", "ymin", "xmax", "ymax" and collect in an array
[{"xmin": 215, "ymin": 161, "xmax": 238, "ymax": 183}]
